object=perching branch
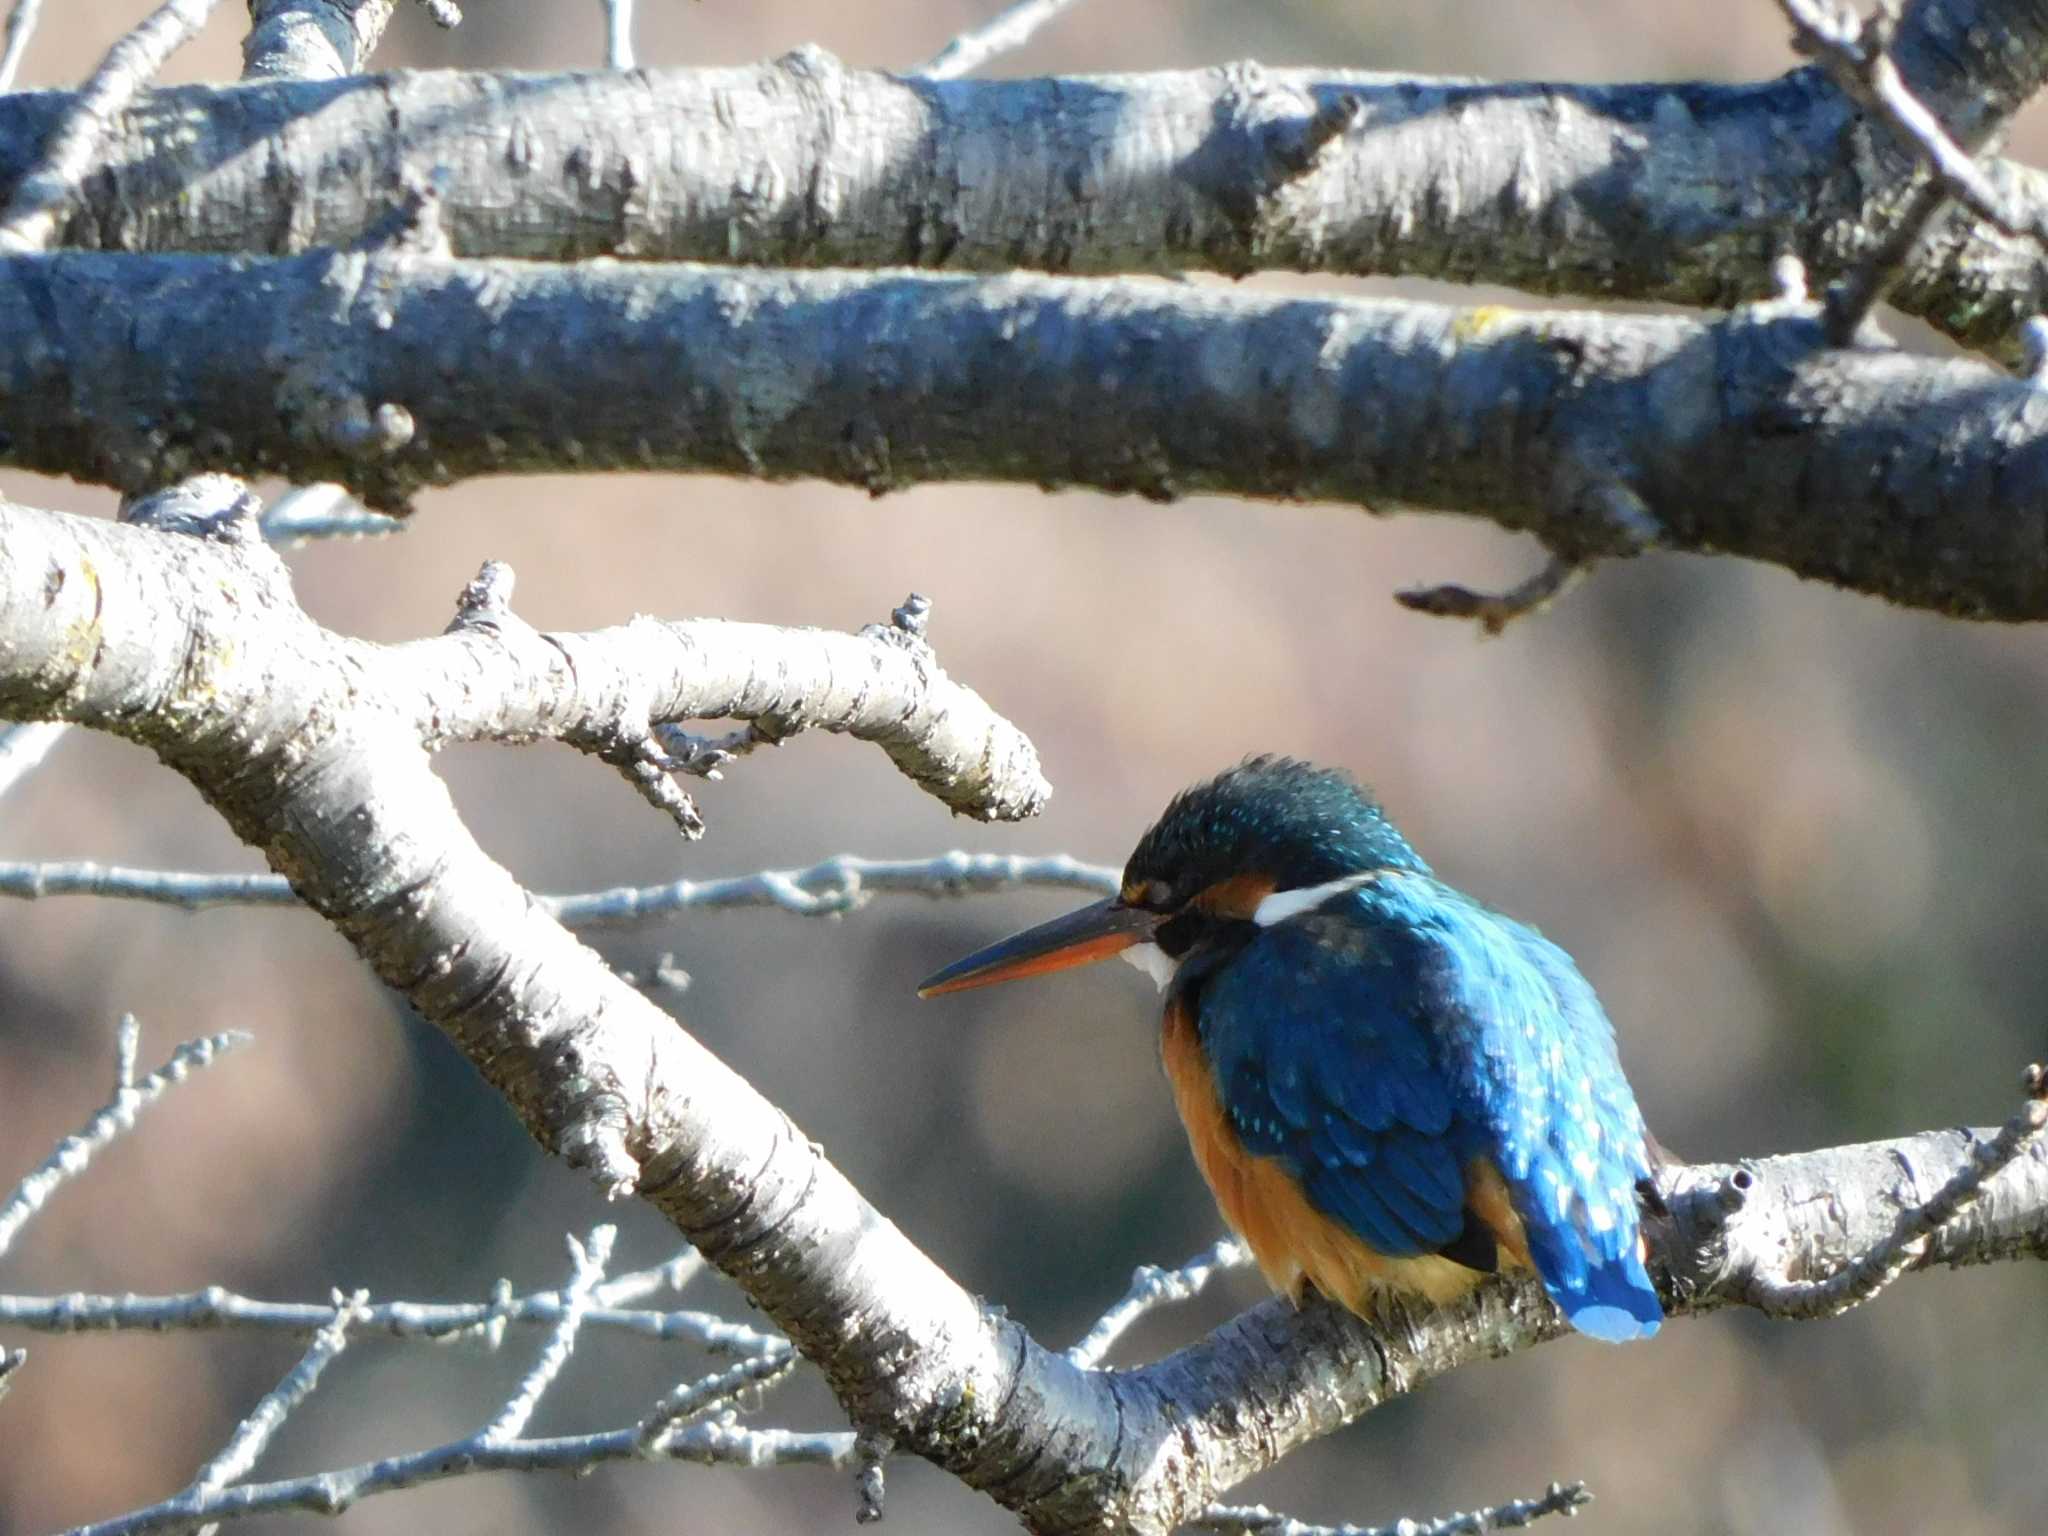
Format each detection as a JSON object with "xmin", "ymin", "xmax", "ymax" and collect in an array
[{"xmin": 68, "ymin": 1403, "xmax": 850, "ymax": 1536}]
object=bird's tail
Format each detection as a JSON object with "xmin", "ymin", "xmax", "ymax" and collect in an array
[{"xmin": 1525, "ymin": 1223, "xmax": 1663, "ymax": 1343}]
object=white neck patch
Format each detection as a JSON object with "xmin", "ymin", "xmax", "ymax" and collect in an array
[
  {"xmin": 1119, "ymin": 941, "xmax": 1178, "ymax": 991},
  {"xmin": 1252, "ymin": 872, "xmax": 1376, "ymax": 927}
]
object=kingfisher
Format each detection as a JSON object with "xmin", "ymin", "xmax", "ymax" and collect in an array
[{"xmin": 918, "ymin": 757, "xmax": 1663, "ymax": 1342}]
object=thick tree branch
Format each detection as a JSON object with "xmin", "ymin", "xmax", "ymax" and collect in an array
[
  {"xmin": 1, "ymin": 0, "xmax": 2044, "ymax": 351},
  {"xmin": 7, "ymin": 256, "xmax": 2048, "ymax": 618},
  {"xmin": 1, "ymin": 490, "xmax": 2046, "ymax": 1534}
]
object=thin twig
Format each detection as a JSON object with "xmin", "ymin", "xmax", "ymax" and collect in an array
[
  {"xmin": 113, "ymin": 1015, "xmax": 140, "ymax": 1089},
  {"xmin": 1777, "ymin": 0, "xmax": 2039, "ymax": 342},
  {"xmin": 0, "ymin": 0, "xmax": 44, "ymax": 94},
  {"xmin": 63, "ymin": 1419, "xmax": 857, "ymax": 1536},
  {"xmin": 1395, "ymin": 557, "xmax": 1584, "ymax": 636},
  {"xmin": 257, "ymin": 484, "xmax": 401, "ymax": 545},
  {"xmin": 0, "ymin": 1023, "xmax": 249, "ymax": 1260},
  {"xmin": 636, "ymin": 1351, "xmax": 799, "ymax": 1450},
  {"xmin": 1746, "ymin": 1063, "xmax": 2048, "ymax": 1319},
  {"xmin": 1066, "ymin": 1238, "xmax": 1251, "ymax": 1368},
  {"xmin": 0, "ymin": 1251, "xmax": 781, "ymax": 1352},
  {"xmin": 0, "ymin": 0, "xmax": 225, "ymax": 251},
  {"xmin": 601, "ymin": 0, "xmax": 633, "ymax": 68},
  {"xmin": 0, "ymin": 1346, "xmax": 23, "ymax": 1405},
  {"xmin": 1781, "ymin": 0, "xmax": 2016, "ymax": 229},
  {"xmin": 853, "ymin": 1431, "xmax": 892, "ymax": 1525},
  {"xmin": 1197, "ymin": 1481, "xmax": 1593, "ymax": 1536},
  {"xmin": 915, "ymin": 0, "xmax": 1089, "ymax": 80},
  {"xmin": 650, "ymin": 722, "xmax": 770, "ymax": 779},
  {"xmin": 0, "ymin": 1287, "xmax": 770, "ymax": 1351},
  {"xmin": 0, "ymin": 722, "xmax": 66, "ymax": 801},
  {"xmin": 479, "ymin": 1227, "xmax": 616, "ymax": 1443},
  {"xmin": 0, "ymin": 851, "xmax": 1121, "ymax": 921},
  {"xmin": 186, "ymin": 1290, "xmax": 370, "ymax": 1536}
]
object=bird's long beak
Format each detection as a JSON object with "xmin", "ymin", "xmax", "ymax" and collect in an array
[{"xmin": 917, "ymin": 897, "xmax": 1163, "ymax": 997}]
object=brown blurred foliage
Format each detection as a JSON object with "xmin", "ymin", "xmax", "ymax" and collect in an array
[{"xmin": 1, "ymin": 3, "xmax": 2044, "ymax": 1534}]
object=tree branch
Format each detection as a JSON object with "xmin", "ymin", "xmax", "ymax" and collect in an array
[
  {"xmin": 0, "ymin": 850, "xmax": 1118, "ymax": 919},
  {"xmin": 0, "ymin": 1019, "xmax": 249, "ymax": 1260},
  {"xmin": 2, "ymin": 488, "xmax": 2047, "ymax": 1533},
  {"xmin": 8, "ymin": 255, "xmax": 2048, "ymax": 618},
  {"xmin": 0, "ymin": 1256, "xmax": 802, "ymax": 1354},
  {"xmin": 1, "ymin": 0, "xmax": 2043, "ymax": 352},
  {"xmin": 241, "ymin": 0, "xmax": 397, "ymax": 80},
  {"xmin": 0, "ymin": 0, "xmax": 224, "ymax": 252},
  {"xmin": 915, "ymin": 0, "xmax": 1091, "ymax": 79}
]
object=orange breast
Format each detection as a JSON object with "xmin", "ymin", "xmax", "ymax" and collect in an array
[{"xmin": 1160, "ymin": 1001, "xmax": 1530, "ymax": 1315}]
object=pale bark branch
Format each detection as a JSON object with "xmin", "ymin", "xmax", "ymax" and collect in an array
[
  {"xmin": 241, "ymin": 0, "xmax": 397, "ymax": 80},
  {"xmin": 69, "ymin": 1419, "xmax": 853, "ymax": 1536},
  {"xmin": 0, "ymin": 850, "xmax": 1118, "ymax": 919},
  {"xmin": 8, "ymin": 255, "xmax": 2048, "ymax": 618},
  {"xmin": 915, "ymin": 0, "xmax": 1091, "ymax": 79},
  {"xmin": 1067, "ymin": 1237, "xmax": 1249, "ymax": 1369},
  {"xmin": 0, "ymin": 1022, "xmax": 249, "ymax": 1261},
  {"xmin": 2, "ymin": 488, "xmax": 2046, "ymax": 1533},
  {"xmin": 423, "ymin": 570, "xmax": 1047, "ymax": 825},
  {"xmin": 0, "ymin": 0, "xmax": 45, "ymax": 93},
  {"xmin": 0, "ymin": 0, "xmax": 2041, "ymax": 351},
  {"xmin": 599, "ymin": 0, "xmax": 633, "ymax": 71},
  {"xmin": 183, "ymin": 1290, "xmax": 367, "ymax": 1506},
  {"xmin": 0, "ymin": 0, "xmax": 224, "ymax": 252},
  {"xmin": 1196, "ymin": 1482, "xmax": 1591, "ymax": 1536},
  {"xmin": 0, "ymin": 1254, "xmax": 791, "ymax": 1352},
  {"xmin": 480, "ymin": 1227, "xmax": 616, "ymax": 1444}
]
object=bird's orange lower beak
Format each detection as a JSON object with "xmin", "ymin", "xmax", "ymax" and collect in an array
[{"xmin": 917, "ymin": 897, "xmax": 1163, "ymax": 996}]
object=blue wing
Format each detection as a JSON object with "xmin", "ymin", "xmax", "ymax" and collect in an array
[{"xmin": 1192, "ymin": 873, "xmax": 1661, "ymax": 1342}]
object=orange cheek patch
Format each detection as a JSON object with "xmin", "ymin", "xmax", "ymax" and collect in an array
[{"xmin": 1191, "ymin": 872, "xmax": 1279, "ymax": 922}]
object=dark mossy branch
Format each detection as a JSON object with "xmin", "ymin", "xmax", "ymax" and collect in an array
[{"xmin": 7, "ymin": 253, "xmax": 2048, "ymax": 619}]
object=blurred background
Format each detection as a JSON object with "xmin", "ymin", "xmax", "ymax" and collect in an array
[{"xmin": 2, "ymin": 3, "xmax": 2044, "ymax": 1534}]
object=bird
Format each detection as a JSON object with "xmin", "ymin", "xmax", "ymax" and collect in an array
[{"xmin": 918, "ymin": 756, "xmax": 1663, "ymax": 1343}]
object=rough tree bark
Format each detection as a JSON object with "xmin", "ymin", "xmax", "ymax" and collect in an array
[{"xmin": 6, "ymin": 254, "xmax": 2048, "ymax": 616}]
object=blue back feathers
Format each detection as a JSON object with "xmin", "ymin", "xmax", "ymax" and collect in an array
[{"xmin": 1192, "ymin": 872, "xmax": 1662, "ymax": 1342}]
